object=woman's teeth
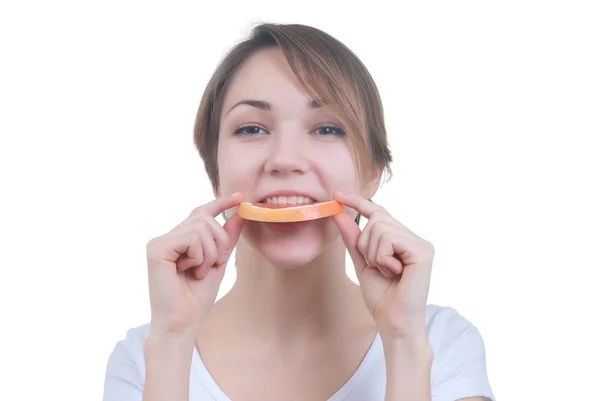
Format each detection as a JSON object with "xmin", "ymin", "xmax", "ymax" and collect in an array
[{"xmin": 263, "ymin": 196, "xmax": 315, "ymax": 205}]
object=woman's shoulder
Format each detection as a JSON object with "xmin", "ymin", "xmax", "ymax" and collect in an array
[
  {"xmin": 112, "ymin": 322, "xmax": 151, "ymax": 354},
  {"xmin": 425, "ymin": 304, "xmax": 487, "ymax": 354},
  {"xmin": 102, "ymin": 323, "xmax": 151, "ymax": 399},
  {"xmin": 423, "ymin": 304, "xmax": 494, "ymax": 399},
  {"xmin": 425, "ymin": 304, "xmax": 481, "ymax": 337},
  {"xmin": 105, "ymin": 323, "xmax": 151, "ymax": 373}
]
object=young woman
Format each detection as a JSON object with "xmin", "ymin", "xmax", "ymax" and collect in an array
[{"xmin": 103, "ymin": 23, "xmax": 495, "ymax": 401}]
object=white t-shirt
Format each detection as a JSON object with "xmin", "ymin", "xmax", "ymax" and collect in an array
[{"xmin": 103, "ymin": 304, "xmax": 495, "ymax": 401}]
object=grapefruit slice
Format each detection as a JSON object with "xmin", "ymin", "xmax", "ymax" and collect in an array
[{"xmin": 238, "ymin": 200, "xmax": 343, "ymax": 223}]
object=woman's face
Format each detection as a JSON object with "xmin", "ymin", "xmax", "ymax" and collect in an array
[{"xmin": 217, "ymin": 47, "xmax": 369, "ymax": 269}]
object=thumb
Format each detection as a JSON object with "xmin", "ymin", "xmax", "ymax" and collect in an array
[
  {"xmin": 219, "ymin": 213, "xmax": 246, "ymax": 264},
  {"xmin": 332, "ymin": 213, "xmax": 367, "ymax": 278}
]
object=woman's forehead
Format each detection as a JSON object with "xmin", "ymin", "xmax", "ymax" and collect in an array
[{"xmin": 222, "ymin": 50, "xmax": 314, "ymax": 111}]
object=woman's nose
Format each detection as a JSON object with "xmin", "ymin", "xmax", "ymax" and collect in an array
[{"xmin": 263, "ymin": 131, "xmax": 310, "ymax": 176}]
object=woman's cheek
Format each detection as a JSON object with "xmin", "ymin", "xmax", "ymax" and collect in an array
[
  {"xmin": 219, "ymin": 151, "xmax": 265, "ymax": 194},
  {"xmin": 313, "ymin": 145, "xmax": 359, "ymax": 191}
]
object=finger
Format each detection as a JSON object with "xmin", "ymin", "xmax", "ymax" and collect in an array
[
  {"xmin": 152, "ymin": 231, "xmax": 203, "ymax": 272},
  {"xmin": 365, "ymin": 261, "xmax": 395, "ymax": 279},
  {"xmin": 370, "ymin": 225, "xmax": 404, "ymax": 275},
  {"xmin": 357, "ymin": 222, "xmax": 372, "ymax": 264},
  {"xmin": 201, "ymin": 192, "xmax": 244, "ymax": 218},
  {"xmin": 377, "ymin": 251, "xmax": 404, "ymax": 275},
  {"xmin": 332, "ymin": 212, "xmax": 367, "ymax": 277},
  {"xmin": 378, "ymin": 264, "xmax": 397, "ymax": 278},
  {"xmin": 174, "ymin": 219, "xmax": 221, "ymax": 272},
  {"xmin": 366, "ymin": 222, "xmax": 381, "ymax": 268},
  {"xmin": 200, "ymin": 217, "xmax": 230, "ymax": 263},
  {"xmin": 195, "ymin": 228, "xmax": 219, "ymax": 273},
  {"xmin": 333, "ymin": 192, "xmax": 385, "ymax": 220},
  {"xmin": 187, "ymin": 213, "xmax": 246, "ymax": 277},
  {"xmin": 218, "ymin": 213, "xmax": 246, "ymax": 264},
  {"xmin": 150, "ymin": 231, "xmax": 201, "ymax": 266},
  {"xmin": 176, "ymin": 240, "xmax": 204, "ymax": 272},
  {"xmin": 223, "ymin": 212, "xmax": 245, "ymax": 240},
  {"xmin": 177, "ymin": 210, "xmax": 241, "ymax": 264}
]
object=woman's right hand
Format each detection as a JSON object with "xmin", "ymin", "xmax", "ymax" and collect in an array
[{"xmin": 145, "ymin": 192, "xmax": 245, "ymax": 338}]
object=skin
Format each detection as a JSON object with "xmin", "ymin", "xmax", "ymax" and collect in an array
[{"xmin": 142, "ymin": 47, "xmax": 484, "ymax": 401}]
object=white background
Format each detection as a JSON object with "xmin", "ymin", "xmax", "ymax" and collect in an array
[{"xmin": 1, "ymin": 1, "xmax": 598, "ymax": 400}]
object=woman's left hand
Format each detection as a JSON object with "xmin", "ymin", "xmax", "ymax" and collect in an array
[{"xmin": 332, "ymin": 192, "xmax": 435, "ymax": 341}]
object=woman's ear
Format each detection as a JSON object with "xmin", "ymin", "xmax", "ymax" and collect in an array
[{"xmin": 365, "ymin": 164, "xmax": 384, "ymax": 199}]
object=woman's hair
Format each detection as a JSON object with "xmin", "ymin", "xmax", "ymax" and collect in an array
[{"xmin": 193, "ymin": 22, "xmax": 392, "ymax": 195}]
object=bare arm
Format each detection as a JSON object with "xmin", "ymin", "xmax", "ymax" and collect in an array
[
  {"xmin": 139, "ymin": 195, "xmax": 245, "ymax": 401},
  {"xmin": 142, "ymin": 331, "xmax": 196, "ymax": 401},
  {"xmin": 383, "ymin": 334, "xmax": 434, "ymax": 401}
]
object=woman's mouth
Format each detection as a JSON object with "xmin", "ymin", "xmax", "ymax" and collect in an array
[
  {"xmin": 261, "ymin": 220, "xmax": 312, "ymax": 233},
  {"xmin": 260, "ymin": 196, "xmax": 317, "ymax": 206},
  {"xmin": 255, "ymin": 196, "xmax": 317, "ymax": 233}
]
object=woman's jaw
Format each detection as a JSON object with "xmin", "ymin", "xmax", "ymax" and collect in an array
[{"xmin": 236, "ymin": 213, "xmax": 344, "ymax": 271}]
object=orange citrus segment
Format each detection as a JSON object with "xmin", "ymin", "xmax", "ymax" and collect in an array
[{"xmin": 238, "ymin": 200, "xmax": 344, "ymax": 222}]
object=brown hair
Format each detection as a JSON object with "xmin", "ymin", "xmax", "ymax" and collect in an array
[{"xmin": 193, "ymin": 23, "xmax": 392, "ymax": 195}]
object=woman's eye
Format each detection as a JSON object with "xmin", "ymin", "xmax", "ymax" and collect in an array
[
  {"xmin": 234, "ymin": 125, "xmax": 267, "ymax": 136},
  {"xmin": 314, "ymin": 125, "xmax": 345, "ymax": 136}
]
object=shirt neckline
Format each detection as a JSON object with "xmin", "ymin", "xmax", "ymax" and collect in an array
[{"xmin": 191, "ymin": 332, "xmax": 382, "ymax": 401}]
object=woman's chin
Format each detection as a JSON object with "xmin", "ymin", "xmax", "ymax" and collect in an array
[
  {"xmin": 261, "ymin": 236, "xmax": 326, "ymax": 270},
  {"xmin": 244, "ymin": 219, "xmax": 337, "ymax": 270},
  {"xmin": 262, "ymin": 244, "xmax": 324, "ymax": 270}
]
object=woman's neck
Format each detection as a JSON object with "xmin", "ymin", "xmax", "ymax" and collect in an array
[{"xmin": 211, "ymin": 236, "xmax": 373, "ymax": 344}]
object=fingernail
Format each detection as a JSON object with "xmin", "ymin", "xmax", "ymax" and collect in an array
[
  {"xmin": 231, "ymin": 192, "xmax": 241, "ymax": 197},
  {"xmin": 219, "ymin": 250, "xmax": 229, "ymax": 264},
  {"xmin": 198, "ymin": 265, "xmax": 210, "ymax": 278}
]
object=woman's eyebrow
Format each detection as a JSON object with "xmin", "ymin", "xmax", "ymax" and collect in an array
[
  {"xmin": 225, "ymin": 98, "xmax": 321, "ymax": 115},
  {"xmin": 226, "ymin": 99, "xmax": 270, "ymax": 115}
]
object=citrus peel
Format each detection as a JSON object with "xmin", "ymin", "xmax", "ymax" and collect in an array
[{"xmin": 238, "ymin": 200, "xmax": 343, "ymax": 223}]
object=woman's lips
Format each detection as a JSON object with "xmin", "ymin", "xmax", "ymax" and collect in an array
[{"xmin": 260, "ymin": 220, "xmax": 312, "ymax": 233}]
